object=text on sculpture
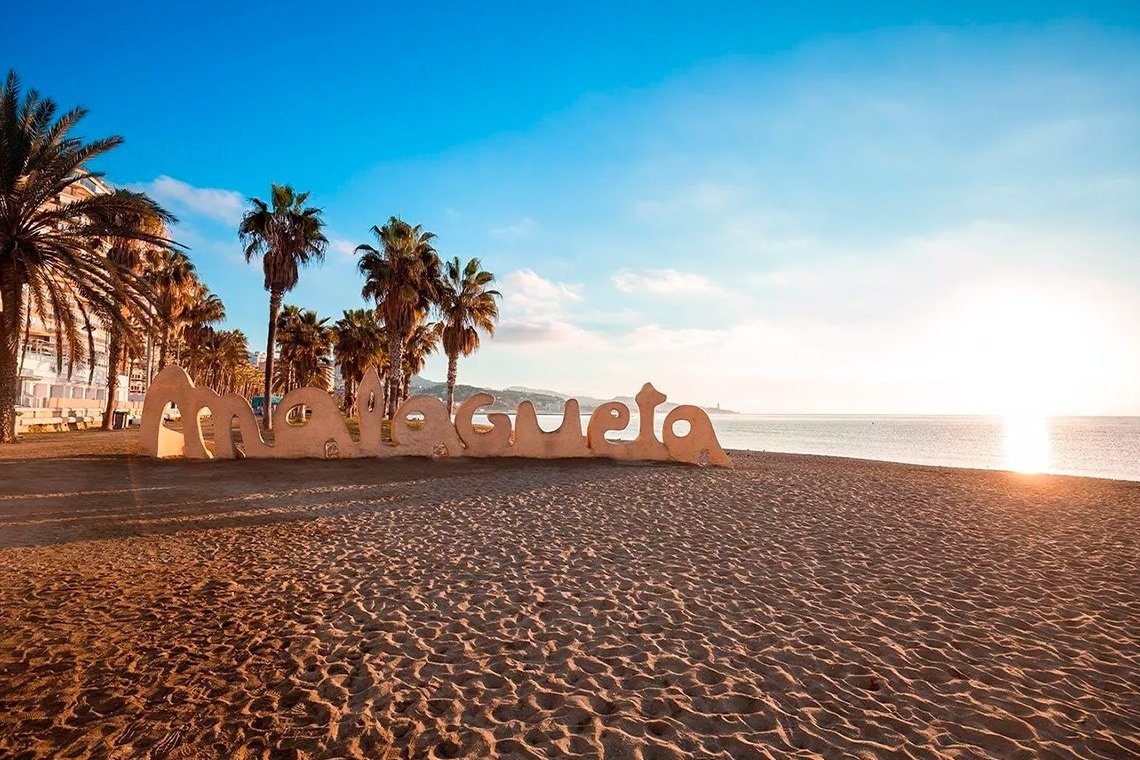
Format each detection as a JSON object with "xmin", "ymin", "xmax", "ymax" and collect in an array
[{"xmin": 139, "ymin": 365, "xmax": 733, "ymax": 467}]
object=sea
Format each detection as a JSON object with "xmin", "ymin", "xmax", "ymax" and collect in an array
[{"xmin": 476, "ymin": 412, "xmax": 1140, "ymax": 482}]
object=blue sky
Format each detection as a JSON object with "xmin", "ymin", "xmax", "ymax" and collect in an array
[{"xmin": 4, "ymin": 2, "xmax": 1139, "ymax": 413}]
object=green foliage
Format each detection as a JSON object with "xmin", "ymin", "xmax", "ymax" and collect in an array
[
  {"xmin": 357, "ymin": 217, "xmax": 442, "ymax": 417},
  {"xmin": 439, "ymin": 256, "xmax": 500, "ymax": 358},
  {"xmin": 332, "ymin": 308, "xmax": 386, "ymax": 415},
  {"xmin": 239, "ymin": 183, "xmax": 327, "ymax": 429},
  {"xmin": 183, "ymin": 328, "xmax": 259, "ymax": 396},
  {"xmin": 437, "ymin": 256, "xmax": 500, "ymax": 409},
  {"xmin": 239, "ymin": 184, "xmax": 328, "ymax": 294},
  {"xmin": 275, "ymin": 306, "xmax": 332, "ymax": 392},
  {"xmin": 0, "ymin": 70, "xmax": 178, "ymax": 441}
]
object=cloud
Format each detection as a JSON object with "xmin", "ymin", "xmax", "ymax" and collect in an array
[
  {"xmin": 491, "ymin": 268, "xmax": 601, "ymax": 348},
  {"xmin": 328, "ymin": 237, "xmax": 358, "ymax": 260},
  {"xmin": 501, "ymin": 269, "xmax": 582, "ymax": 312},
  {"xmin": 495, "ymin": 319, "xmax": 602, "ymax": 347},
  {"xmin": 489, "ymin": 218, "xmax": 540, "ymax": 239},
  {"xmin": 132, "ymin": 175, "xmax": 245, "ymax": 225},
  {"xmin": 611, "ymin": 269, "xmax": 721, "ymax": 296},
  {"xmin": 752, "ymin": 268, "xmax": 821, "ymax": 289},
  {"xmin": 632, "ymin": 182, "xmax": 743, "ymax": 217}
]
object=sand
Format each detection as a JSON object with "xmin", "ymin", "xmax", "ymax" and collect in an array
[{"xmin": 0, "ymin": 430, "xmax": 1138, "ymax": 759}]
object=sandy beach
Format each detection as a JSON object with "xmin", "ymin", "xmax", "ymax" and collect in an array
[{"xmin": 1, "ymin": 431, "xmax": 1138, "ymax": 759}]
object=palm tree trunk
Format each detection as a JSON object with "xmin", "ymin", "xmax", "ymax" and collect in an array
[
  {"xmin": 386, "ymin": 330, "xmax": 403, "ymax": 421},
  {"xmin": 102, "ymin": 327, "xmax": 124, "ymax": 430},
  {"xmin": 159, "ymin": 327, "xmax": 170, "ymax": 368},
  {"xmin": 16, "ymin": 306, "xmax": 31, "ymax": 380},
  {"xmin": 0, "ymin": 271, "xmax": 23, "ymax": 443},
  {"xmin": 344, "ymin": 376, "xmax": 356, "ymax": 418},
  {"xmin": 446, "ymin": 351, "xmax": 458, "ymax": 416},
  {"xmin": 264, "ymin": 289, "xmax": 282, "ymax": 430},
  {"xmin": 145, "ymin": 333, "xmax": 154, "ymax": 382}
]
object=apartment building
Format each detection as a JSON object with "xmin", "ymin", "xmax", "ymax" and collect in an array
[{"xmin": 15, "ymin": 175, "xmax": 149, "ymax": 432}]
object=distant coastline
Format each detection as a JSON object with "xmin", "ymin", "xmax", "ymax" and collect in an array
[{"xmin": 409, "ymin": 376, "xmax": 737, "ymax": 416}]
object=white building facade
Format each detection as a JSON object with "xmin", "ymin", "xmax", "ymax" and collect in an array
[{"xmin": 14, "ymin": 175, "xmax": 147, "ymax": 432}]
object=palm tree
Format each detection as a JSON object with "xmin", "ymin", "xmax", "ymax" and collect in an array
[
  {"xmin": 357, "ymin": 217, "xmax": 441, "ymax": 419},
  {"xmin": 401, "ymin": 319, "xmax": 441, "ymax": 403},
  {"xmin": 179, "ymin": 284, "xmax": 226, "ymax": 360},
  {"xmin": 331, "ymin": 308, "xmax": 386, "ymax": 417},
  {"xmin": 231, "ymin": 361, "xmax": 262, "ymax": 399},
  {"xmin": 184, "ymin": 328, "xmax": 251, "ymax": 393},
  {"xmin": 235, "ymin": 363, "xmax": 262, "ymax": 398},
  {"xmin": 100, "ymin": 189, "xmax": 176, "ymax": 430},
  {"xmin": 272, "ymin": 304, "xmax": 304, "ymax": 393},
  {"xmin": 437, "ymin": 257, "xmax": 500, "ymax": 412},
  {"xmin": 275, "ymin": 307, "xmax": 331, "ymax": 392},
  {"xmin": 239, "ymin": 184, "xmax": 327, "ymax": 430},
  {"xmin": 0, "ymin": 71, "xmax": 177, "ymax": 442},
  {"xmin": 148, "ymin": 249, "xmax": 197, "ymax": 367}
]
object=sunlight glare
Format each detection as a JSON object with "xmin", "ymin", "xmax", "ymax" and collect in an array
[
  {"xmin": 1003, "ymin": 415, "xmax": 1050, "ymax": 474},
  {"xmin": 935, "ymin": 283, "xmax": 1121, "ymax": 415}
]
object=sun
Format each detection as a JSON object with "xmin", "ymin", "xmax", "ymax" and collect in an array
[
  {"xmin": 934, "ymin": 281, "xmax": 1120, "ymax": 417},
  {"xmin": 1002, "ymin": 414, "xmax": 1050, "ymax": 474}
]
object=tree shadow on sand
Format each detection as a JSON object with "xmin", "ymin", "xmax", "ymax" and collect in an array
[{"xmin": 0, "ymin": 455, "xmax": 653, "ymax": 549}]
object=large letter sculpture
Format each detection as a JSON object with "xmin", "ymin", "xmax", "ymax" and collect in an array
[{"xmin": 141, "ymin": 365, "xmax": 733, "ymax": 467}]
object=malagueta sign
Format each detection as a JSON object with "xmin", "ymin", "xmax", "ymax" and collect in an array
[{"xmin": 140, "ymin": 365, "xmax": 733, "ymax": 467}]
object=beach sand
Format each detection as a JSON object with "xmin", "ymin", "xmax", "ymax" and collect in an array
[{"xmin": 1, "ymin": 431, "xmax": 1138, "ymax": 759}]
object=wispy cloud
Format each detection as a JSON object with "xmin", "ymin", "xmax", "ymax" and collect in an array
[
  {"xmin": 495, "ymin": 319, "xmax": 602, "ymax": 347},
  {"xmin": 492, "ymin": 269, "xmax": 598, "ymax": 348},
  {"xmin": 489, "ymin": 217, "xmax": 540, "ymax": 239},
  {"xmin": 632, "ymin": 182, "xmax": 743, "ymax": 217},
  {"xmin": 328, "ymin": 237, "xmax": 358, "ymax": 260},
  {"xmin": 611, "ymin": 269, "xmax": 721, "ymax": 296},
  {"xmin": 131, "ymin": 175, "xmax": 245, "ymax": 226}
]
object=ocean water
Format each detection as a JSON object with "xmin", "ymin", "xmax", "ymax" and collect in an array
[
  {"xmin": 477, "ymin": 412, "xmax": 1140, "ymax": 482},
  {"xmin": 706, "ymin": 414, "xmax": 1140, "ymax": 482}
]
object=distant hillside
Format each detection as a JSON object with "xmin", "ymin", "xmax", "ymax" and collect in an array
[
  {"xmin": 504, "ymin": 385, "xmax": 573, "ymax": 399},
  {"xmin": 409, "ymin": 377, "xmax": 570, "ymax": 413},
  {"xmin": 410, "ymin": 377, "xmax": 736, "ymax": 415}
]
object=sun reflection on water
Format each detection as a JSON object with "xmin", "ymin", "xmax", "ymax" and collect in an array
[{"xmin": 1003, "ymin": 415, "xmax": 1051, "ymax": 474}]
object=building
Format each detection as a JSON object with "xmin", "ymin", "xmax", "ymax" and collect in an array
[{"xmin": 14, "ymin": 175, "xmax": 153, "ymax": 433}]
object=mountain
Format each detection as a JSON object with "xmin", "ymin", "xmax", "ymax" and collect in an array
[
  {"xmin": 410, "ymin": 377, "xmax": 736, "ymax": 415},
  {"xmin": 410, "ymin": 377, "xmax": 568, "ymax": 413},
  {"xmin": 503, "ymin": 385, "xmax": 571, "ymax": 399}
]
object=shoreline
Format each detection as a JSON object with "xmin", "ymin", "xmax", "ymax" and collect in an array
[
  {"xmin": 3, "ymin": 427, "xmax": 1139, "ymax": 485},
  {"xmin": 732, "ymin": 448, "xmax": 1140, "ymax": 486}
]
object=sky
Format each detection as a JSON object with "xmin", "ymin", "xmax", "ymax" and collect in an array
[{"xmin": 4, "ymin": 2, "xmax": 1139, "ymax": 414}]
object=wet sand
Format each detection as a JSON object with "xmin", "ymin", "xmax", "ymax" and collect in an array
[{"xmin": 1, "ymin": 430, "xmax": 1138, "ymax": 759}]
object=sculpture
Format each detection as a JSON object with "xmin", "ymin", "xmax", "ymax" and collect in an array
[{"xmin": 140, "ymin": 365, "xmax": 733, "ymax": 468}]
